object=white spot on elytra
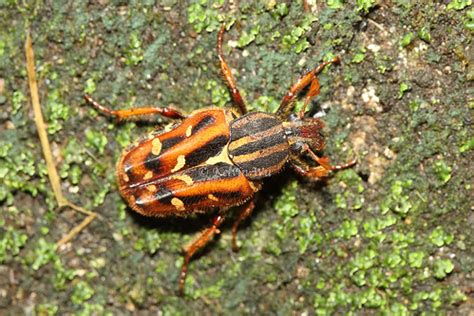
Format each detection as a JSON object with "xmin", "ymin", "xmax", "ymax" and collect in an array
[
  {"xmin": 123, "ymin": 173, "xmax": 130, "ymax": 182},
  {"xmin": 151, "ymin": 138, "xmax": 162, "ymax": 156},
  {"xmin": 143, "ymin": 171, "xmax": 153, "ymax": 180},
  {"xmin": 171, "ymin": 197, "xmax": 185, "ymax": 211},
  {"xmin": 208, "ymin": 194, "xmax": 219, "ymax": 201},
  {"xmin": 171, "ymin": 155, "xmax": 186, "ymax": 172},
  {"xmin": 185, "ymin": 125, "xmax": 192, "ymax": 137},
  {"xmin": 146, "ymin": 185, "xmax": 157, "ymax": 192},
  {"xmin": 172, "ymin": 174, "xmax": 194, "ymax": 186}
]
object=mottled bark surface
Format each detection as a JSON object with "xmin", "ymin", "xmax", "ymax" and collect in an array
[{"xmin": 0, "ymin": 1, "xmax": 472, "ymax": 314}]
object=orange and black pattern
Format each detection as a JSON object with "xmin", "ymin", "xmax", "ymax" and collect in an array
[
  {"xmin": 116, "ymin": 109, "xmax": 256, "ymax": 217},
  {"xmin": 229, "ymin": 112, "xmax": 289, "ymax": 180}
]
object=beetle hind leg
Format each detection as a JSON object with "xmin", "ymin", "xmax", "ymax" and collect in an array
[
  {"xmin": 179, "ymin": 213, "xmax": 226, "ymax": 295},
  {"xmin": 231, "ymin": 199, "xmax": 256, "ymax": 252}
]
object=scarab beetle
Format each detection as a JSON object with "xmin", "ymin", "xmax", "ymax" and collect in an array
[{"xmin": 85, "ymin": 25, "xmax": 355, "ymax": 295}]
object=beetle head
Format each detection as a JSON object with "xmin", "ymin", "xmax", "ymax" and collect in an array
[{"xmin": 284, "ymin": 114, "xmax": 325, "ymax": 154}]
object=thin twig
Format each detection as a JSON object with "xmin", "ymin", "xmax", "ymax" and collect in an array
[
  {"xmin": 25, "ymin": 31, "xmax": 65, "ymax": 207},
  {"xmin": 368, "ymin": 18, "xmax": 386, "ymax": 33},
  {"xmin": 56, "ymin": 213, "xmax": 96, "ymax": 246},
  {"xmin": 25, "ymin": 31, "xmax": 97, "ymax": 247}
]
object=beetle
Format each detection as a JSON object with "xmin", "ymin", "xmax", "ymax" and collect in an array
[{"xmin": 84, "ymin": 25, "xmax": 355, "ymax": 295}]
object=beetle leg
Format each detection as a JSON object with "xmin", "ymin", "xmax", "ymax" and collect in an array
[
  {"xmin": 291, "ymin": 155, "xmax": 333, "ymax": 179},
  {"xmin": 299, "ymin": 77, "xmax": 321, "ymax": 119},
  {"xmin": 84, "ymin": 95, "xmax": 186, "ymax": 121},
  {"xmin": 217, "ymin": 25, "xmax": 248, "ymax": 115},
  {"xmin": 231, "ymin": 199, "xmax": 255, "ymax": 252},
  {"xmin": 179, "ymin": 213, "xmax": 226, "ymax": 295},
  {"xmin": 303, "ymin": 144, "xmax": 356, "ymax": 171},
  {"xmin": 292, "ymin": 163, "xmax": 330, "ymax": 178},
  {"xmin": 292, "ymin": 157, "xmax": 342, "ymax": 178},
  {"xmin": 276, "ymin": 56, "xmax": 340, "ymax": 119},
  {"xmin": 303, "ymin": 0, "xmax": 310, "ymax": 12},
  {"xmin": 291, "ymin": 145, "xmax": 356, "ymax": 179}
]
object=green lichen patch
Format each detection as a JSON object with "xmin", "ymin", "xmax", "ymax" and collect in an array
[
  {"xmin": 272, "ymin": 181, "xmax": 300, "ymax": 251},
  {"xmin": 0, "ymin": 225, "xmax": 28, "ymax": 264},
  {"xmin": 124, "ymin": 32, "xmax": 144, "ymax": 66},
  {"xmin": 351, "ymin": 47, "xmax": 366, "ymax": 64},
  {"xmin": 356, "ymin": 0, "xmax": 378, "ymax": 13},
  {"xmin": 45, "ymin": 89, "xmax": 70, "ymax": 135},
  {"xmin": 447, "ymin": 0, "xmax": 472, "ymax": 11},
  {"xmin": 71, "ymin": 280, "xmax": 95, "ymax": 305},
  {"xmin": 429, "ymin": 226, "xmax": 454, "ymax": 247},
  {"xmin": 205, "ymin": 79, "xmax": 229, "ymax": 108},
  {"xmin": 282, "ymin": 15, "xmax": 318, "ymax": 53},
  {"xmin": 400, "ymin": 32, "xmax": 415, "ymax": 47},
  {"xmin": 432, "ymin": 159, "xmax": 453, "ymax": 185},
  {"xmin": 418, "ymin": 26, "xmax": 432, "ymax": 43},
  {"xmin": 327, "ymin": 0, "xmax": 344, "ymax": 10},
  {"xmin": 236, "ymin": 25, "xmax": 260, "ymax": 48},
  {"xmin": 380, "ymin": 179, "xmax": 419, "ymax": 216},
  {"xmin": 464, "ymin": 9, "xmax": 474, "ymax": 30},
  {"xmin": 433, "ymin": 258, "xmax": 454, "ymax": 280},
  {"xmin": 187, "ymin": 0, "xmax": 226, "ymax": 34}
]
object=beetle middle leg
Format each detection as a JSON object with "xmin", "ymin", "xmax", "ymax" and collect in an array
[
  {"xmin": 276, "ymin": 56, "xmax": 341, "ymax": 118},
  {"xmin": 84, "ymin": 95, "xmax": 186, "ymax": 121},
  {"xmin": 217, "ymin": 25, "xmax": 248, "ymax": 115},
  {"xmin": 179, "ymin": 212, "xmax": 226, "ymax": 295},
  {"xmin": 231, "ymin": 199, "xmax": 256, "ymax": 252}
]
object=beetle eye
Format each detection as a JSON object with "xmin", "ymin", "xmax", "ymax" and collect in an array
[
  {"xmin": 288, "ymin": 113, "xmax": 299, "ymax": 122},
  {"xmin": 290, "ymin": 141, "xmax": 304, "ymax": 153}
]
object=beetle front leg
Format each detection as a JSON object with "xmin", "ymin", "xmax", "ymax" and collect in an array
[
  {"xmin": 276, "ymin": 56, "xmax": 340, "ymax": 118},
  {"xmin": 84, "ymin": 95, "xmax": 186, "ymax": 121},
  {"xmin": 299, "ymin": 76, "xmax": 321, "ymax": 119},
  {"xmin": 179, "ymin": 213, "xmax": 226, "ymax": 295},
  {"xmin": 291, "ymin": 146, "xmax": 356, "ymax": 180},
  {"xmin": 291, "ymin": 159, "xmax": 332, "ymax": 179},
  {"xmin": 231, "ymin": 199, "xmax": 255, "ymax": 252},
  {"xmin": 302, "ymin": 144, "xmax": 356, "ymax": 172}
]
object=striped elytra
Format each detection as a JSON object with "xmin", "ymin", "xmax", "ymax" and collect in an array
[
  {"xmin": 117, "ymin": 108, "xmax": 257, "ymax": 217},
  {"xmin": 229, "ymin": 112, "xmax": 289, "ymax": 180}
]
